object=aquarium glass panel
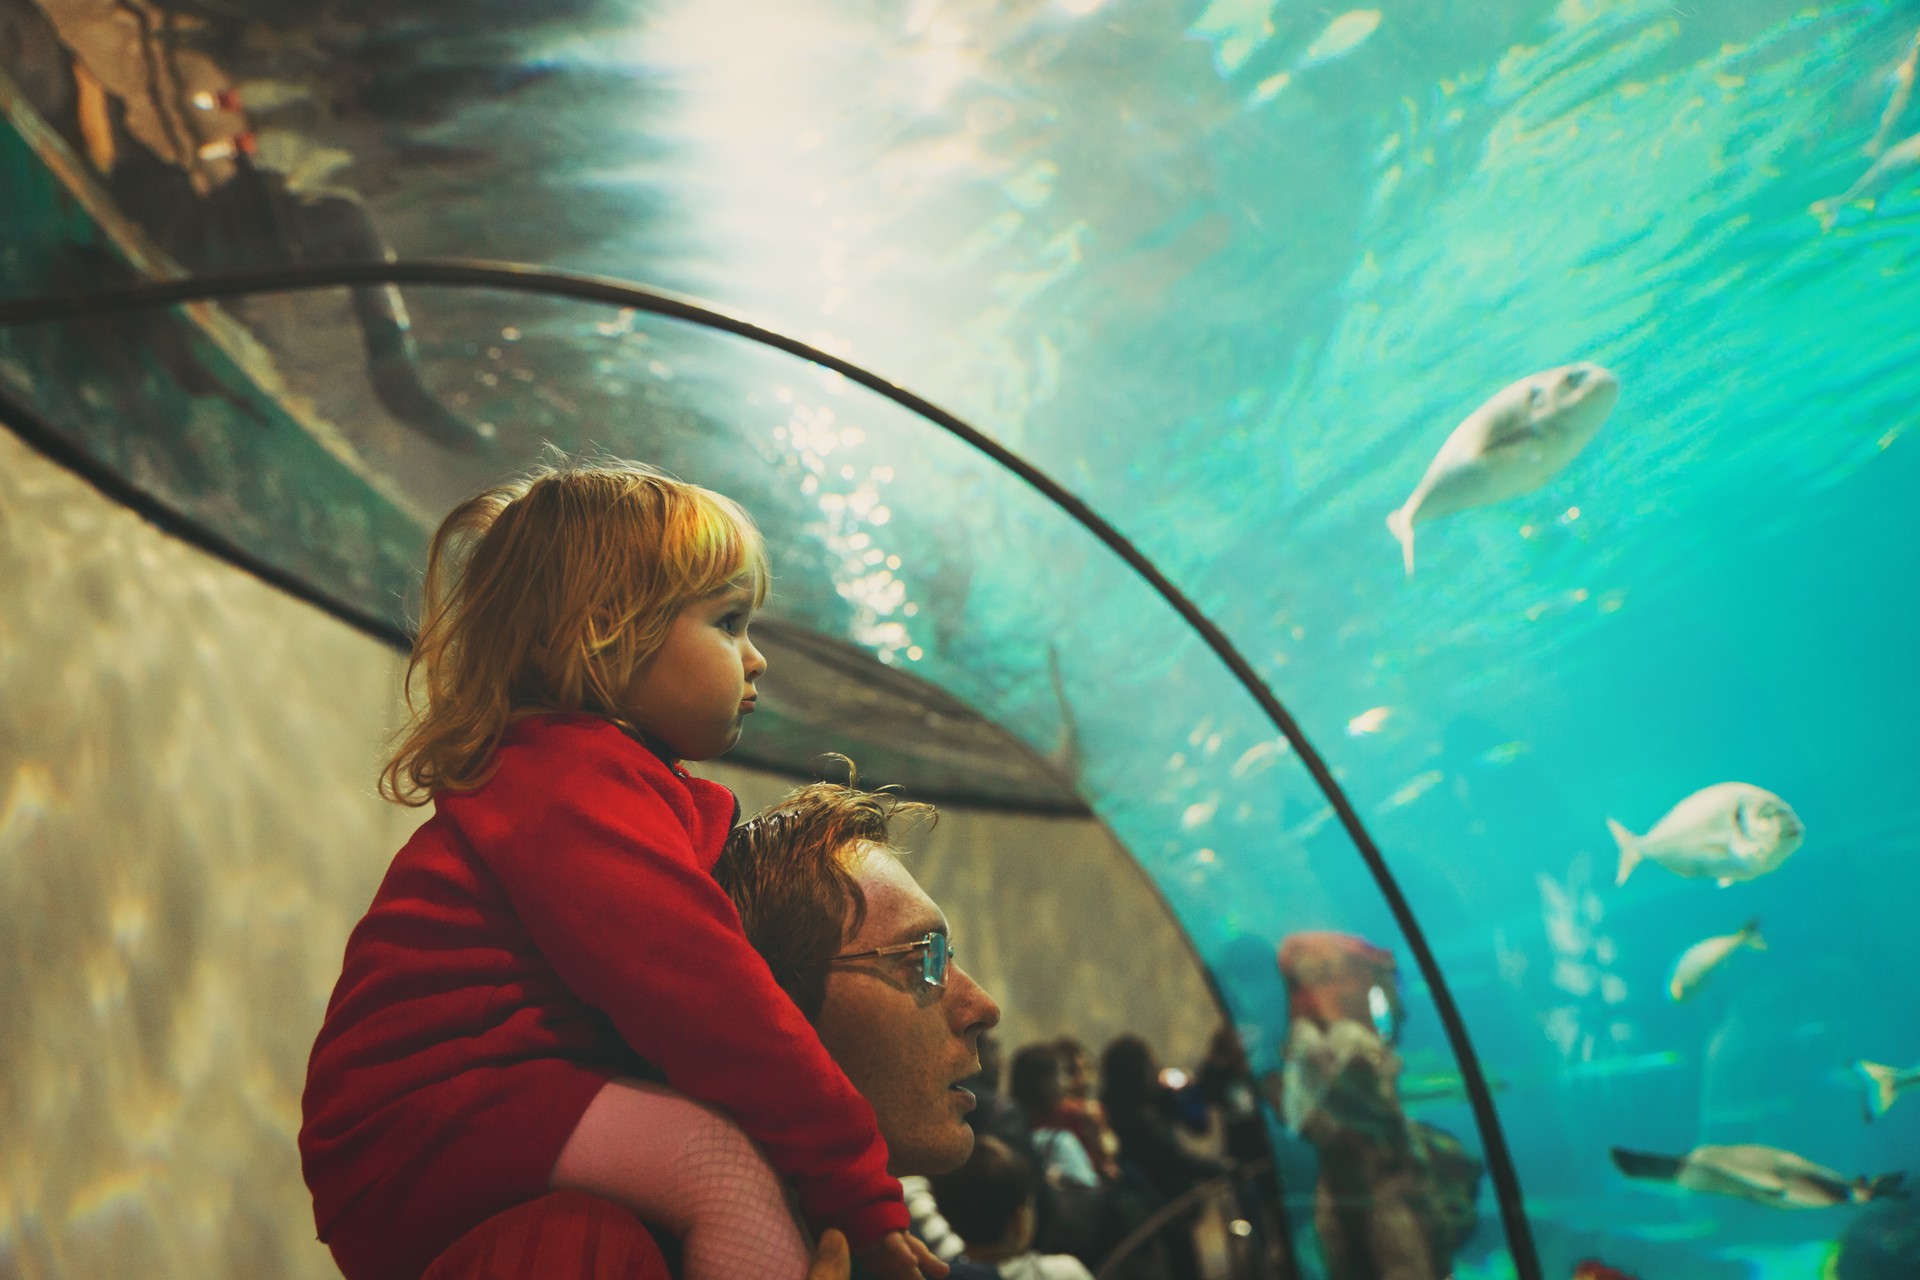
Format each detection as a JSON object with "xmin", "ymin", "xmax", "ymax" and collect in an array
[{"xmin": 5, "ymin": 1, "xmax": 1919, "ymax": 1276}]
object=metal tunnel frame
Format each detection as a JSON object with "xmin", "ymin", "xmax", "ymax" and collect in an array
[{"xmin": 0, "ymin": 259, "xmax": 1543, "ymax": 1279}]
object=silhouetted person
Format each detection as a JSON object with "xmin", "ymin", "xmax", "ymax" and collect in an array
[
  {"xmin": 1101, "ymin": 1037, "xmax": 1225, "ymax": 1280},
  {"xmin": 1275, "ymin": 933, "xmax": 1482, "ymax": 1280},
  {"xmin": 931, "ymin": 1137, "xmax": 1094, "ymax": 1280},
  {"xmin": 1053, "ymin": 1037, "xmax": 1121, "ymax": 1183},
  {"xmin": 1197, "ymin": 1024, "xmax": 1289, "ymax": 1275}
]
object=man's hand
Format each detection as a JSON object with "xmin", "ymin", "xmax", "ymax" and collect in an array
[
  {"xmin": 856, "ymin": 1229, "xmax": 950, "ymax": 1280},
  {"xmin": 810, "ymin": 1230, "xmax": 851, "ymax": 1280}
]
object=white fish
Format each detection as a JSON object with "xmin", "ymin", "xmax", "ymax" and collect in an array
[
  {"xmin": 1812, "ymin": 129, "xmax": 1920, "ymax": 231},
  {"xmin": 1613, "ymin": 1144, "xmax": 1905, "ymax": 1208},
  {"xmin": 1668, "ymin": 920, "xmax": 1766, "ymax": 1001},
  {"xmin": 234, "ymin": 78, "xmax": 318, "ymax": 113},
  {"xmin": 1609, "ymin": 782, "xmax": 1804, "ymax": 886},
  {"xmin": 1867, "ymin": 30, "xmax": 1920, "ymax": 158},
  {"xmin": 1856, "ymin": 1059, "xmax": 1920, "ymax": 1120},
  {"xmin": 1189, "ymin": 0, "xmax": 1282, "ymax": 74},
  {"xmin": 1386, "ymin": 363, "xmax": 1620, "ymax": 576},
  {"xmin": 1301, "ymin": 10, "xmax": 1382, "ymax": 67}
]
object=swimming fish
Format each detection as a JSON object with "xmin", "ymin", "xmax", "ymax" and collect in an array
[
  {"xmin": 1386, "ymin": 363, "xmax": 1620, "ymax": 576},
  {"xmin": 1572, "ymin": 1262, "xmax": 1640, "ymax": 1280},
  {"xmin": 1668, "ymin": 921, "xmax": 1766, "ymax": 1002},
  {"xmin": 1812, "ymin": 130, "xmax": 1920, "ymax": 231},
  {"xmin": 1867, "ymin": 30, "xmax": 1920, "ymax": 158},
  {"xmin": 1300, "ymin": 10, "xmax": 1381, "ymax": 67},
  {"xmin": 1611, "ymin": 1144, "xmax": 1905, "ymax": 1208},
  {"xmin": 1398, "ymin": 1070, "xmax": 1510, "ymax": 1108},
  {"xmin": 1609, "ymin": 782, "xmax": 1804, "ymax": 887},
  {"xmin": 1559, "ymin": 1050, "xmax": 1684, "ymax": 1083},
  {"xmin": 1856, "ymin": 1059, "xmax": 1920, "ymax": 1120}
]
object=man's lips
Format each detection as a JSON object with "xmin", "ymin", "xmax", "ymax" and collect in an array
[
  {"xmin": 739, "ymin": 697, "xmax": 758, "ymax": 714},
  {"xmin": 948, "ymin": 1058, "xmax": 980, "ymax": 1110}
]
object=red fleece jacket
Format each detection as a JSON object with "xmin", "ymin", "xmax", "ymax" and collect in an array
[{"xmin": 300, "ymin": 714, "xmax": 906, "ymax": 1280}]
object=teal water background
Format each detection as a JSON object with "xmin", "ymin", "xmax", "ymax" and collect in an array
[{"xmin": 593, "ymin": 2, "xmax": 1920, "ymax": 1274}]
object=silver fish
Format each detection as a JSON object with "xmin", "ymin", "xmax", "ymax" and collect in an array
[
  {"xmin": 1812, "ymin": 129, "xmax": 1920, "ymax": 231},
  {"xmin": 1668, "ymin": 921, "xmax": 1766, "ymax": 1002},
  {"xmin": 1387, "ymin": 363, "xmax": 1620, "ymax": 576},
  {"xmin": 1867, "ymin": 30, "xmax": 1920, "ymax": 158},
  {"xmin": 1612, "ymin": 1144, "xmax": 1904, "ymax": 1209},
  {"xmin": 1609, "ymin": 782, "xmax": 1804, "ymax": 887},
  {"xmin": 1857, "ymin": 1059, "xmax": 1920, "ymax": 1120}
]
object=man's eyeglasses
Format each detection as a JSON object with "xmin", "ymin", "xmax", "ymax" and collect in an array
[{"xmin": 830, "ymin": 932, "xmax": 952, "ymax": 990}]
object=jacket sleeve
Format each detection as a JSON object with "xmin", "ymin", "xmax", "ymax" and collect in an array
[{"xmin": 466, "ymin": 740, "xmax": 908, "ymax": 1248}]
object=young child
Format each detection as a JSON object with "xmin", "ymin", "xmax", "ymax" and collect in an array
[
  {"xmin": 929, "ymin": 1137, "xmax": 1094, "ymax": 1280},
  {"xmin": 299, "ymin": 461, "xmax": 942, "ymax": 1280}
]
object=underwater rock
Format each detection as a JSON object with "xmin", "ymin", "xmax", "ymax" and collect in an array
[{"xmin": 1834, "ymin": 1190, "xmax": 1920, "ymax": 1280}]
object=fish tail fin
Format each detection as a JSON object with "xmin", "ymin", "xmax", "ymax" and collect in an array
[
  {"xmin": 1857, "ymin": 1061, "xmax": 1903, "ymax": 1120},
  {"xmin": 1855, "ymin": 1172, "xmax": 1907, "ymax": 1201},
  {"xmin": 1740, "ymin": 920, "xmax": 1768, "ymax": 951},
  {"xmin": 1611, "ymin": 1147, "xmax": 1685, "ymax": 1183},
  {"xmin": 1386, "ymin": 506, "xmax": 1416, "ymax": 577},
  {"xmin": 1608, "ymin": 819, "xmax": 1642, "ymax": 886}
]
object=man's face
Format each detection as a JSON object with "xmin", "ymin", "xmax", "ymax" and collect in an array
[{"xmin": 815, "ymin": 846, "xmax": 1001, "ymax": 1177}]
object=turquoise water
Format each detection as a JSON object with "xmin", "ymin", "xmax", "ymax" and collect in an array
[
  {"xmin": 5, "ymin": 0, "xmax": 1920, "ymax": 1275},
  {"xmin": 589, "ymin": 5, "xmax": 1920, "ymax": 1271},
  {"xmin": 620, "ymin": 5, "xmax": 1920, "ymax": 1273}
]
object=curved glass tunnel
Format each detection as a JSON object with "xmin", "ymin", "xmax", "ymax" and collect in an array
[{"xmin": 4, "ymin": 2, "xmax": 1920, "ymax": 1279}]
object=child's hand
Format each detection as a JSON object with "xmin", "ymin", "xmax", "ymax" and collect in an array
[
  {"xmin": 809, "ymin": 1230, "xmax": 850, "ymax": 1280},
  {"xmin": 856, "ymin": 1229, "xmax": 950, "ymax": 1280}
]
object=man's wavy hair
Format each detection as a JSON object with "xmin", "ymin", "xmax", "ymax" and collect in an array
[
  {"xmin": 381, "ymin": 457, "xmax": 768, "ymax": 803},
  {"xmin": 714, "ymin": 772, "xmax": 934, "ymax": 1021}
]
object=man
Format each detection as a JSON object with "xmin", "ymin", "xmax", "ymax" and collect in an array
[
  {"xmin": 423, "ymin": 781, "xmax": 1003, "ymax": 1280},
  {"xmin": 715, "ymin": 782, "xmax": 1002, "ymax": 1181}
]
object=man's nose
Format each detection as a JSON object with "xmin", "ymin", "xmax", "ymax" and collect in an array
[
  {"xmin": 744, "ymin": 637, "xmax": 768, "ymax": 679},
  {"xmin": 947, "ymin": 964, "xmax": 1000, "ymax": 1033}
]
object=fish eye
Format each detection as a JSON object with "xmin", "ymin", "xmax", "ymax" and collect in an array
[{"xmin": 1564, "ymin": 367, "xmax": 1588, "ymax": 388}]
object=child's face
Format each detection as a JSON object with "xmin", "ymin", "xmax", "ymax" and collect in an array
[{"xmin": 629, "ymin": 581, "xmax": 766, "ymax": 760}]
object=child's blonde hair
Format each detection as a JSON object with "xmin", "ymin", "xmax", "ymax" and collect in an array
[{"xmin": 382, "ymin": 458, "xmax": 768, "ymax": 803}]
